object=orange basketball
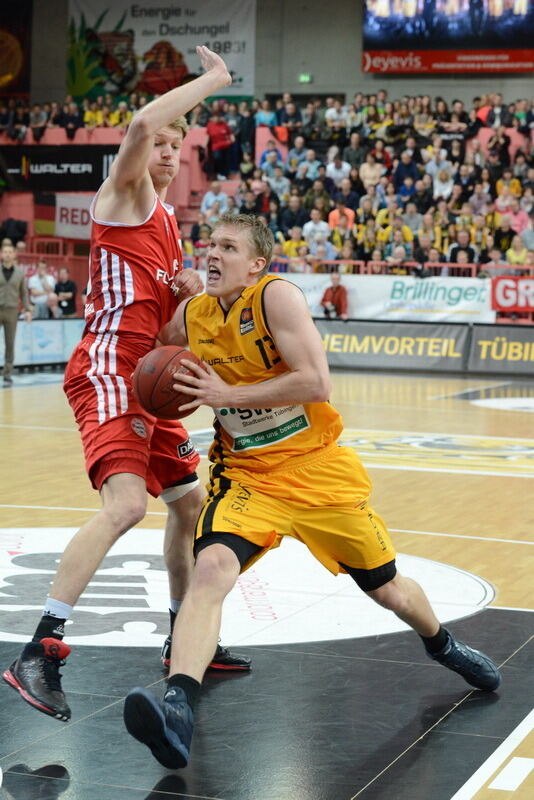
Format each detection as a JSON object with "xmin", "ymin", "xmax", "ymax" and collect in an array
[{"xmin": 132, "ymin": 346, "xmax": 204, "ymax": 420}]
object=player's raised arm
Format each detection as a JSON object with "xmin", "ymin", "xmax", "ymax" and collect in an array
[{"xmin": 109, "ymin": 46, "xmax": 231, "ymax": 193}]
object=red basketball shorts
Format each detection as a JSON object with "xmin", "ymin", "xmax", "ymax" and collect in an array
[{"xmin": 64, "ymin": 343, "xmax": 200, "ymax": 497}]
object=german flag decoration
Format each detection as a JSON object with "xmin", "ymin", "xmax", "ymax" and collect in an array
[{"xmin": 34, "ymin": 192, "xmax": 56, "ymax": 236}]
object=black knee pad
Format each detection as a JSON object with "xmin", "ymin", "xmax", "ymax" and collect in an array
[
  {"xmin": 340, "ymin": 559, "xmax": 397, "ymax": 591},
  {"xmin": 194, "ymin": 531, "xmax": 262, "ymax": 569}
]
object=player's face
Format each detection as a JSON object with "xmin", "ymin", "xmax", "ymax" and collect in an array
[
  {"xmin": 206, "ymin": 225, "xmax": 265, "ymax": 308},
  {"xmin": 148, "ymin": 127, "xmax": 183, "ymax": 188}
]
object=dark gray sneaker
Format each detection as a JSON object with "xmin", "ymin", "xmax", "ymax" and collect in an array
[
  {"xmin": 2, "ymin": 638, "xmax": 72, "ymax": 721},
  {"xmin": 124, "ymin": 686, "xmax": 193, "ymax": 769},
  {"xmin": 429, "ymin": 628, "xmax": 501, "ymax": 691}
]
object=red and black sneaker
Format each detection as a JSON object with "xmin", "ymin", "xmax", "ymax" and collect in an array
[
  {"xmin": 2, "ymin": 638, "xmax": 72, "ymax": 721},
  {"xmin": 160, "ymin": 636, "xmax": 251, "ymax": 672},
  {"xmin": 209, "ymin": 643, "xmax": 251, "ymax": 671}
]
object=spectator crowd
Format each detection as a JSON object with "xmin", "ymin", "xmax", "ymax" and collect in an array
[
  {"xmin": 1, "ymin": 88, "xmax": 533, "ymax": 277},
  {"xmin": 0, "ymin": 239, "xmax": 77, "ymax": 320},
  {"xmin": 0, "ymin": 92, "xmax": 145, "ymax": 142},
  {"xmin": 185, "ymin": 90, "xmax": 534, "ymax": 276}
]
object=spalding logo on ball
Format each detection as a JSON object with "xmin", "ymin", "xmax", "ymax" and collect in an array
[{"xmin": 132, "ymin": 346, "xmax": 204, "ymax": 420}]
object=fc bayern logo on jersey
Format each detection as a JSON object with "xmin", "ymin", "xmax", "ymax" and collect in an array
[
  {"xmin": 240, "ymin": 308, "xmax": 254, "ymax": 335},
  {"xmin": 131, "ymin": 417, "xmax": 148, "ymax": 438}
]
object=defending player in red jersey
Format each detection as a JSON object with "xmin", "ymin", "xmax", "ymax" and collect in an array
[{"xmin": 3, "ymin": 46, "xmax": 250, "ymax": 724}]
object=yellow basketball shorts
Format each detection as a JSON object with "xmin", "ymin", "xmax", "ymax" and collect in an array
[{"xmin": 195, "ymin": 443, "xmax": 396, "ymax": 575}]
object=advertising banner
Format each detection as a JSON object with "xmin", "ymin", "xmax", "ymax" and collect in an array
[
  {"xmin": 362, "ymin": 1, "xmax": 534, "ymax": 74},
  {"xmin": 68, "ymin": 0, "xmax": 256, "ymax": 97},
  {"xmin": 491, "ymin": 276, "xmax": 534, "ymax": 313},
  {"xmin": 0, "ymin": 320, "xmax": 85, "ymax": 368},
  {"xmin": 362, "ymin": 48, "xmax": 534, "ymax": 74},
  {"xmin": 314, "ymin": 320, "xmax": 470, "ymax": 372},
  {"xmin": 55, "ymin": 193, "xmax": 94, "ymax": 240},
  {"xmin": 0, "ymin": 146, "xmax": 118, "ymax": 191},
  {"xmin": 468, "ymin": 325, "xmax": 534, "ymax": 375},
  {"xmin": 286, "ymin": 274, "xmax": 495, "ymax": 324}
]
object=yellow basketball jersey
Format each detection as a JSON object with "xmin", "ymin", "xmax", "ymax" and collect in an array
[{"xmin": 184, "ymin": 274, "xmax": 343, "ymax": 471}]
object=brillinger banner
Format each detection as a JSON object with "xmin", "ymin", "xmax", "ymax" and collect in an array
[
  {"xmin": 286, "ymin": 274, "xmax": 495, "ymax": 324},
  {"xmin": 68, "ymin": 0, "xmax": 256, "ymax": 98}
]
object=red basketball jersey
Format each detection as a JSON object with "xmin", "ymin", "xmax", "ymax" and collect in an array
[
  {"xmin": 84, "ymin": 193, "xmax": 182, "ymax": 353},
  {"xmin": 66, "ymin": 193, "xmax": 183, "ymax": 425}
]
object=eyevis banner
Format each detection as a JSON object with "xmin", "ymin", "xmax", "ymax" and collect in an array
[
  {"xmin": 362, "ymin": 1, "xmax": 534, "ymax": 73},
  {"xmin": 68, "ymin": 0, "xmax": 256, "ymax": 98}
]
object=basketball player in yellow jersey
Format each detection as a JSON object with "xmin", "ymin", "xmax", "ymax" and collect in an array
[{"xmin": 123, "ymin": 214, "xmax": 501, "ymax": 769}]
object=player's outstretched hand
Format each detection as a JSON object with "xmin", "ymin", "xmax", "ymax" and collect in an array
[
  {"xmin": 172, "ymin": 359, "xmax": 232, "ymax": 412},
  {"xmin": 173, "ymin": 269, "xmax": 204, "ymax": 303},
  {"xmin": 196, "ymin": 45, "xmax": 232, "ymax": 88}
]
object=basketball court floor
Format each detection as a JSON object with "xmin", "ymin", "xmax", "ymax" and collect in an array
[{"xmin": 0, "ymin": 369, "xmax": 532, "ymax": 800}]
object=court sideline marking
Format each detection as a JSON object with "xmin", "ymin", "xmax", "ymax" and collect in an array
[
  {"xmin": 450, "ymin": 708, "xmax": 534, "ymax": 799},
  {"xmin": 350, "ymin": 635, "xmax": 533, "ymax": 800}
]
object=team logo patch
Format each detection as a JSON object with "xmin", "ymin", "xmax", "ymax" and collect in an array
[
  {"xmin": 239, "ymin": 307, "xmax": 254, "ymax": 335},
  {"xmin": 131, "ymin": 417, "xmax": 148, "ymax": 438},
  {"xmin": 178, "ymin": 439, "xmax": 194, "ymax": 458}
]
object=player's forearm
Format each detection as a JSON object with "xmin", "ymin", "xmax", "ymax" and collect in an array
[
  {"xmin": 229, "ymin": 368, "xmax": 331, "ymax": 409},
  {"xmin": 158, "ymin": 318, "xmax": 187, "ymax": 348},
  {"xmin": 134, "ymin": 71, "xmax": 227, "ymax": 135}
]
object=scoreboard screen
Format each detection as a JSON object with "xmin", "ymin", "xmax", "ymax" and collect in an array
[{"xmin": 362, "ymin": 1, "xmax": 534, "ymax": 73}]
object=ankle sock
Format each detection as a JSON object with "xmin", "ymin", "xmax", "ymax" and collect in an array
[
  {"xmin": 32, "ymin": 614, "xmax": 67, "ymax": 642},
  {"xmin": 165, "ymin": 673, "xmax": 201, "ymax": 710},
  {"xmin": 420, "ymin": 625, "xmax": 449, "ymax": 655},
  {"xmin": 170, "ymin": 599, "xmax": 182, "ymax": 615},
  {"xmin": 43, "ymin": 598, "xmax": 73, "ymax": 620}
]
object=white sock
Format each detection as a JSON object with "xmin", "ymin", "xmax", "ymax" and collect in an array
[
  {"xmin": 43, "ymin": 597, "xmax": 73, "ymax": 620},
  {"xmin": 170, "ymin": 599, "xmax": 182, "ymax": 615}
]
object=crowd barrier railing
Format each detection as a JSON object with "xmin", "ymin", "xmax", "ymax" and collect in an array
[
  {"xmin": 184, "ymin": 255, "xmax": 533, "ymax": 277},
  {"xmin": 14, "ymin": 251, "xmax": 533, "ymax": 325}
]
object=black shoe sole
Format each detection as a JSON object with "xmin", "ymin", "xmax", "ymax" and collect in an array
[
  {"xmin": 207, "ymin": 660, "xmax": 251, "ymax": 671},
  {"xmin": 2, "ymin": 668, "xmax": 70, "ymax": 722},
  {"xmin": 123, "ymin": 688, "xmax": 189, "ymax": 770},
  {"xmin": 455, "ymin": 669, "xmax": 502, "ymax": 692},
  {"xmin": 161, "ymin": 658, "xmax": 251, "ymax": 672}
]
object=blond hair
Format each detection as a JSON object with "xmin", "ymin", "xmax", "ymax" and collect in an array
[
  {"xmin": 168, "ymin": 115, "xmax": 188, "ymax": 138},
  {"xmin": 133, "ymin": 110, "xmax": 188, "ymax": 139},
  {"xmin": 215, "ymin": 214, "xmax": 274, "ymax": 274}
]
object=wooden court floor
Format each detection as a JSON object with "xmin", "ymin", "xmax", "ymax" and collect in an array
[{"xmin": 0, "ymin": 369, "xmax": 532, "ymax": 800}]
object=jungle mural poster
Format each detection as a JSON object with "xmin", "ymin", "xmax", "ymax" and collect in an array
[{"xmin": 68, "ymin": 0, "xmax": 256, "ymax": 99}]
